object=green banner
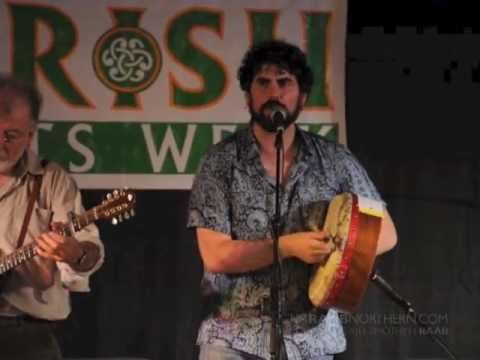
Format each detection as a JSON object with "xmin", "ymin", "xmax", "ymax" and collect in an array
[
  {"xmin": 1, "ymin": 1, "xmax": 347, "ymax": 189},
  {"xmin": 38, "ymin": 122, "xmax": 337, "ymax": 175}
]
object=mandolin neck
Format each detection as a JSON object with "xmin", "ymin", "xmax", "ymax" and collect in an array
[
  {"xmin": 0, "ymin": 188, "xmax": 135, "ymax": 277},
  {"xmin": 0, "ymin": 243, "xmax": 37, "ymax": 275},
  {"xmin": 0, "ymin": 216, "xmax": 80, "ymax": 276}
]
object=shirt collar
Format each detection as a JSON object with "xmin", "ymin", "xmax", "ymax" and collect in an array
[
  {"xmin": 12, "ymin": 150, "xmax": 45, "ymax": 179},
  {"xmin": 238, "ymin": 125, "xmax": 315, "ymax": 162},
  {"xmin": 242, "ymin": 126, "xmax": 261, "ymax": 161},
  {"xmin": 294, "ymin": 127, "xmax": 315, "ymax": 160}
]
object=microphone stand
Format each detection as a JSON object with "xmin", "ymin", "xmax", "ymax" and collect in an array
[
  {"xmin": 371, "ymin": 271, "xmax": 458, "ymax": 360},
  {"xmin": 270, "ymin": 127, "xmax": 288, "ymax": 360}
]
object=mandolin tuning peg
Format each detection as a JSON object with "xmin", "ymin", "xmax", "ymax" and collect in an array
[
  {"xmin": 117, "ymin": 214, "xmax": 123, "ymax": 222},
  {"xmin": 124, "ymin": 212, "xmax": 130, "ymax": 220},
  {"xmin": 112, "ymin": 217, "xmax": 118, "ymax": 225},
  {"xmin": 130, "ymin": 209, "xmax": 136, "ymax": 217},
  {"xmin": 106, "ymin": 193, "xmax": 112, "ymax": 200},
  {"xmin": 113, "ymin": 189, "xmax": 119, "ymax": 197},
  {"xmin": 127, "ymin": 193, "xmax": 134, "ymax": 202}
]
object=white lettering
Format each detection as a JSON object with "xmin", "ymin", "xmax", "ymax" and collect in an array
[
  {"xmin": 213, "ymin": 125, "xmax": 237, "ymax": 144},
  {"xmin": 68, "ymin": 124, "xmax": 95, "ymax": 172},
  {"xmin": 318, "ymin": 125, "xmax": 333, "ymax": 136},
  {"xmin": 299, "ymin": 124, "xmax": 333, "ymax": 137},
  {"xmin": 142, "ymin": 124, "xmax": 197, "ymax": 173}
]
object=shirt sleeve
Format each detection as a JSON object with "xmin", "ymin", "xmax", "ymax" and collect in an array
[
  {"xmin": 43, "ymin": 163, "xmax": 105, "ymax": 292},
  {"xmin": 56, "ymin": 261, "xmax": 91, "ymax": 292},
  {"xmin": 187, "ymin": 147, "xmax": 232, "ymax": 235},
  {"xmin": 334, "ymin": 145, "xmax": 383, "ymax": 202}
]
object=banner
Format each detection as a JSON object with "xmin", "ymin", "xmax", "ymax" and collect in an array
[{"xmin": 0, "ymin": 0, "xmax": 347, "ymax": 189}]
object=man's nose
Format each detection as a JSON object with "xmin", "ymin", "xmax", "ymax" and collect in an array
[{"xmin": 268, "ymin": 82, "xmax": 282, "ymax": 99}]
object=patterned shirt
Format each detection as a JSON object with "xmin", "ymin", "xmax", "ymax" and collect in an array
[{"xmin": 188, "ymin": 126, "xmax": 381, "ymax": 359}]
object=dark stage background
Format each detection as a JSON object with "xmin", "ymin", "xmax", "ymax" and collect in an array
[{"xmin": 59, "ymin": 2, "xmax": 479, "ymax": 359}]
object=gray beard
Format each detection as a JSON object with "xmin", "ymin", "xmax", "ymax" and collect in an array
[{"xmin": 0, "ymin": 148, "xmax": 24, "ymax": 174}]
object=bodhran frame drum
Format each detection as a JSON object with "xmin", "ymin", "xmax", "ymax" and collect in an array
[{"xmin": 308, "ymin": 192, "xmax": 384, "ymax": 313}]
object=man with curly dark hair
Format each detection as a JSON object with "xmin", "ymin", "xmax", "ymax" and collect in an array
[{"xmin": 188, "ymin": 40, "xmax": 397, "ymax": 359}]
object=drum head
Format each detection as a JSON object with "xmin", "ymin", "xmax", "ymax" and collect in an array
[{"xmin": 309, "ymin": 193, "xmax": 354, "ymax": 307}]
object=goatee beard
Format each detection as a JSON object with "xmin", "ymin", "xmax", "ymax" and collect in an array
[{"xmin": 250, "ymin": 99, "xmax": 302, "ymax": 133}]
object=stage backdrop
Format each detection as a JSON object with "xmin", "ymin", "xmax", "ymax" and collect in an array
[{"xmin": 0, "ymin": 0, "xmax": 347, "ymax": 189}]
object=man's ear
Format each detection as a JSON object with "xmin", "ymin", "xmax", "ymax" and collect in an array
[
  {"xmin": 244, "ymin": 92, "xmax": 252, "ymax": 107},
  {"xmin": 26, "ymin": 121, "xmax": 37, "ymax": 147},
  {"xmin": 300, "ymin": 93, "xmax": 307, "ymax": 107}
]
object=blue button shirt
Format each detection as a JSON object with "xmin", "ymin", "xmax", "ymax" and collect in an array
[{"xmin": 188, "ymin": 126, "xmax": 381, "ymax": 359}]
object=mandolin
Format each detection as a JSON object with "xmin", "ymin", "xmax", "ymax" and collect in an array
[{"xmin": 0, "ymin": 189, "xmax": 136, "ymax": 277}]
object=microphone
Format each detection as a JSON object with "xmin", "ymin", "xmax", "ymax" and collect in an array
[{"xmin": 268, "ymin": 104, "xmax": 288, "ymax": 132}]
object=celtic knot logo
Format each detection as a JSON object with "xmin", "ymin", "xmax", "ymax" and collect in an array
[
  {"xmin": 102, "ymin": 37, "xmax": 154, "ymax": 82},
  {"xmin": 93, "ymin": 27, "xmax": 161, "ymax": 93}
]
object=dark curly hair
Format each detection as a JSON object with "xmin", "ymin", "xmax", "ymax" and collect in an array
[
  {"xmin": 0, "ymin": 73, "xmax": 42, "ymax": 122},
  {"xmin": 237, "ymin": 40, "xmax": 314, "ymax": 95}
]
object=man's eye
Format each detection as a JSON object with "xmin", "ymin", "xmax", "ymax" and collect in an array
[
  {"xmin": 257, "ymin": 79, "xmax": 269, "ymax": 87},
  {"xmin": 278, "ymin": 78, "xmax": 292, "ymax": 87},
  {"xmin": 6, "ymin": 133, "xmax": 18, "ymax": 140},
  {"xmin": 3, "ymin": 131, "xmax": 22, "ymax": 142}
]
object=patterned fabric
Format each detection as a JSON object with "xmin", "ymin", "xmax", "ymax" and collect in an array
[{"xmin": 188, "ymin": 126, "xmax": 382, "ymax": 359}]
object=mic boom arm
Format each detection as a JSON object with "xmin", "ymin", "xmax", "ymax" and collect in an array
[{"xmin": 370, "ymin": 271, "xmax": 458, "ymax": 360}]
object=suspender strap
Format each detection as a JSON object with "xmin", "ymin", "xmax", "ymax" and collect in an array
[{"xmin": 16, "ymin": 175, "xmax": 43, "ymax": 249}]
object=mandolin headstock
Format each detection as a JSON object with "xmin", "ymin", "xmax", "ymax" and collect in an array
[{"xmin": 96, "ymin": 188, "xmax": 136, "ymax": 225}]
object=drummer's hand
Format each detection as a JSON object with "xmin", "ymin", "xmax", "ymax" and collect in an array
[{"xmin": 279, "ymin": 231, "xmax": 334, "ymax": 264}]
